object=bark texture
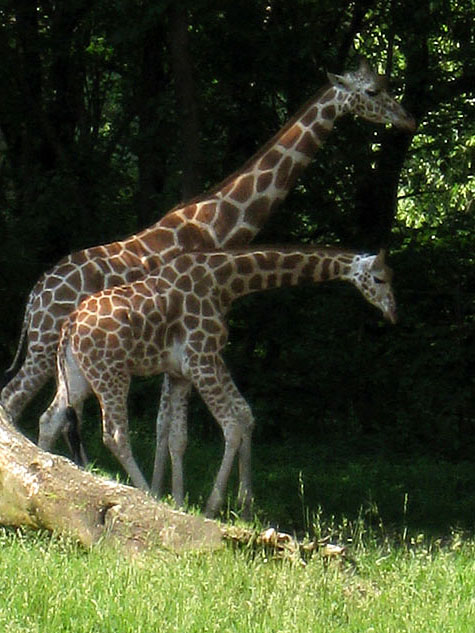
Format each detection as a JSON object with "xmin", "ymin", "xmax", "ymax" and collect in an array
[{"xmin": 0, "ymin": 405, "xmax": 223, "ymax": 553}]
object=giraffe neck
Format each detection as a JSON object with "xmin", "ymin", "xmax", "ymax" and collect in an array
[
  {"xmin": 134, "ymin": 84, "xmax": 347, "ymax": 255},
  {"xmin": 186, "ymin": 247, "xmax": 356, "ymax": 306}
]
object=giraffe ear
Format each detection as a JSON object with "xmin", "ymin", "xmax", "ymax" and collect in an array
[
  {"xmin": 357, "ymin": 56, "xmax": 371, "ymax": 75},
  {"xmin": 327, "ymin": 71, "xmax": 351, "ymax": 91}
]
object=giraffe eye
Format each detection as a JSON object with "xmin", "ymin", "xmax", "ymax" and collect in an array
[
  {"xmin": 373, "ymin": 276, "xmax": 386, "ymax": 284},
  {"xmin": 366, "ymin": 88, "xmax": 379, "ymax": 97}
]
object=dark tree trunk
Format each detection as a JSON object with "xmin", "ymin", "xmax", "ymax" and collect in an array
[
  {"xmin": 167, "ymin": 3, "xmax": 202, "ymax": 201},
  {"xmin": 352, "ymin": 17, "xmax": 431, "ymax": 250},
  {"xmin": 353, "ymin": 128, "xmax": 413, "ymax": 250},
  {"xmin": 135, "ymin": 22, "xmax": 169, "ymax": 228}
]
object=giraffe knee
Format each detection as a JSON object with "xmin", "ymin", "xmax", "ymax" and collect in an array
[
  {"xmin": 223, "ymin": 422, "xmax": 244, "ymax": 450},
  {"xmin": 102, "ymin": 426, "xmax": 131, "ymax": 462},
  {"xmin": 156, "ymin": 416, "xmax": 171, "ymax": 444},
  {"xmin": 102, "ymin": 428, "xmax": 119, "ymax": 453},
  {"xmin": 236, "ymin": 401, "xmax": 255, "ymax": 433}
]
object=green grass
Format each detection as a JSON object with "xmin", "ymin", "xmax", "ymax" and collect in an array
[
  {"xmin": 0, "ymin": 526, "xmax": 474, "ymax": 632},
  {"xmin": 3, "ymin": 429, "xmax": 475, "ymax": 632}
]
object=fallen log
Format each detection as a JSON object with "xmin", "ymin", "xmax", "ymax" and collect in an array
[{"xmin": 0, "ymin": 404, "xmax": 223, "ymax": 553}]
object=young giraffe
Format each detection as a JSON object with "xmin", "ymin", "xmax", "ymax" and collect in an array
[
  {"xmin": 1, "ymin": 58, "xmax": 415, "ymax": 431},
  {"xmin": 38, "ymin": 245, "xmax": 396, "ymax": 517}
]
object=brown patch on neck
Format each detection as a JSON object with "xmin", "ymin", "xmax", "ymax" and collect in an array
[
  {"xmin": 275, "ymin": 156, "xmax": 293, "ymax": 189},
  {"xmin": 301, "ymin": 107, "xmax": 318, "ymax": 127},
  {"xmin": 279, "ymin": 125, "xmax": 303, "ymax": 149},
  {"xmin": 214, "ymin": 202, "xmax": 240, "ymax": 242},
  {"xmin": 159, "ymin": 214, "xmax": 183, "ymax": 229},
  {"xmin": 243, "ymin": 198, "xmax": 271, "ymax": 227},
  {"xmin": 230, "ymin": 174, "xmax": 255, "ymax": 203},
  {"xmin": 320, "ymin": 87, "xmax": 336, "ymax": 104},
  {"xmin": 258, "ymin": 149, "xmax": 283, "ymax": 171},
  {"xmin": 181, "ymin": 204, "xmax": 198, "ymax": 219},
  {"xmin": 312, "ymin": 121, "xmax": 331, "ymax": 143},
  {"xmin": 177, "ymin": 224, "xmax": 214, "ymax": 251},
  {"xmin": 295, "ymin": 132, "xmax": 319, "ymax": 157},
  {"xmin": 138, "ymin": 228, "xmax": 176, "ymax": 252},
  {"xmin": 195, "ymin": 201, "xmax": 218, "ymax": 224},
  {"xmin": 223, "ymin": 227, "xmax": 256, "ymax": 248},
  {"xmin": 321, "ymin": 105, "xmax": 337, "ymax": 120},
  {"xmin": 256, "ymin": 172, "xmax": 273, "ymax": 193}
]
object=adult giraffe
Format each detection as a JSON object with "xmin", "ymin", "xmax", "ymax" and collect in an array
[
  {"xmin": 1, "ymin": 58, "xmax": 414, "ymax": 433},
  {"xmin": 38, "ymin": 245, "xmax": 396, "ymax": 517}
]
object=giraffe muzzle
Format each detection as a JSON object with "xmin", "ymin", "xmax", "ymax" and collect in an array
[
  {"xmin": 385, "ymin": 305, "xmax": 398, "ymax": 325},
  {"xmin": 396, "ymin": 112, "xmax": 417, "ymax": 134}
]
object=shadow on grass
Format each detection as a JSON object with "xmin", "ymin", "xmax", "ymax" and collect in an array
[
  {"xmin": 19, "ymin": 398, "xmax": 475, "ymax": 540},
  {"xmin": 181, "ymin": 439, "xmax": 475, "ymax": 538}
]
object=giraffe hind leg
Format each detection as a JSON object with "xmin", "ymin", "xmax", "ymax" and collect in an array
[
  {"xmin": 38, "ymin": 347, "xmax": 89, "ymax": 456},
  {"xmin": 38, "ymin": 392, "xmax": 72, "ymax": 452},
  {"xmin": 95, "ymin": 374, "xmax": 150, "ymax": 492},
  {"xmin": 237, "ymin": 431, "xmax": 253, "ymax": 520},
  {"xmin": 0, "ymin": 353, "xmax": 53, "ymax": 423}
]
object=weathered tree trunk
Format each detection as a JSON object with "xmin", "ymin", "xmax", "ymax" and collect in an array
[{"xmin": 0, "ymin": 405, "xmax": 222, "ymax": 553}]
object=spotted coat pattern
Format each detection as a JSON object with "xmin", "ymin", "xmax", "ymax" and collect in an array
[
  {"xmin": 38, "ymin": 246, "xmax": 396, "ymax": 517},
  {"xmin": 1, "ymin": 59, "xmax": 414, "ymax": 429}
]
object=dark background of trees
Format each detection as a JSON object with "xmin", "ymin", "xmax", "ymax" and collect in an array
[{"xmin": 0, "ymin": 0, "xmax": 473, "ymax": 462}]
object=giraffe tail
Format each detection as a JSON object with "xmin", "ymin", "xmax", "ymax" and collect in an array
[
  {"xmin": 1, "ymin": 286, "xmax": 37, "ymax": 389},
  {"xmin": 65, "ymin": 406, "xmax": 84, "ymax": 467},
  {"xmin": 56, "ymin": 324, "xmax": 86, "ymax": 468}
]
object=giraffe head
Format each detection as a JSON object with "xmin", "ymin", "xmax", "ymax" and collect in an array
[
  {"xmin": 349, "ymin": 249, "xmax": 397, "ymax": 324},
  {"xmin": 327, "ymin": 57, "xmax": 416, "ymax": 132}
]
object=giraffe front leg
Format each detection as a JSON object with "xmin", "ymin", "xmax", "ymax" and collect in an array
[{"xmin": 102, "ymin": 418, "xmax": 150, "ymax": 492}]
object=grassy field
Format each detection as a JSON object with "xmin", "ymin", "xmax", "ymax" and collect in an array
[
  {"xmin": 1, "ymin": 435, "xmax": 475, "ymax": 632},
  {"xmin": 0, "ymin": 524, "xmax": 474, "ymax": 632}
]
